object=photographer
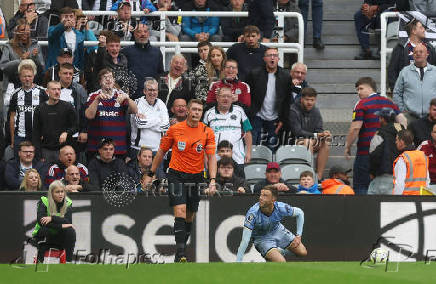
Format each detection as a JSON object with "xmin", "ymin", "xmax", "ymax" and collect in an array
[{"xmin": 8, "ymin": 0, "xmax": 49, "ymax": 39}]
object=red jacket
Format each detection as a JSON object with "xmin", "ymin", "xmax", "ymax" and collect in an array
[
  {"xmin": 206, "ymin": 78, "xmax": 251, "ymax": 107},
  {"xmin": 417, "ymin": 139, "xmax": 436, "ymax": 184}
]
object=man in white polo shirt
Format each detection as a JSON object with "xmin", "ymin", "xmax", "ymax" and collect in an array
[{"xmin": 203, "ymin": 87, "xmax": 252, "ymax": 174}]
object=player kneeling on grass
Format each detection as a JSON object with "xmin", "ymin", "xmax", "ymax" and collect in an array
[{"xmin": 236, "ymin": 185, "xmax": 307, "ymax": 262}]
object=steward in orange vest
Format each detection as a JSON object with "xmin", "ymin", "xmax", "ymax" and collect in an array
[
  {"xmin": 321, "ymin": 165, "xmax": 355, "ymax": 195},
  {"xmin": 393, "ymin": 129, "xmax": 429, "ymax": 195}
]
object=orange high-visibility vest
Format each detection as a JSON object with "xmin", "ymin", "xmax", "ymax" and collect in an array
[
  {"xmin": 393, "ymin": 150, "xmax": 428, "ymax": 195},
  {"xmin": 321, "ymin": 179, "xmax": 355, "ymax": 195}
]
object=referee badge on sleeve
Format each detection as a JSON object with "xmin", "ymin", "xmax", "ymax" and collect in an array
[{"xmin": 178, "ymin": 141, "xmax": 186, "ymax": 151}]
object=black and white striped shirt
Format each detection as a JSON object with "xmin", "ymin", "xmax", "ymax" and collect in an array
[{"xmin": 9, "ymin": 86, "xmax": 48, "ymax": 139}]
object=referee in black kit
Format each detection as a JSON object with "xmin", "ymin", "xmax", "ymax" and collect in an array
[{"xmin": 143, "ymin": 99, "xmax": 217, "ymax": 262}]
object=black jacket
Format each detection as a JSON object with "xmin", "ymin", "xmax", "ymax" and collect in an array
[
  {"xmin": 246, "ymin": 66, "xmax": 293, "ymax": 124},
  {"xmin": 253, "ymin": 178, "xmax": 297, "ymax": 193},
  {"xmin": 88, "ymin": 156, "xmax": 128, "ymax": 191},
  {"xmin": 369, "ymin": 122, "xmax": 403, "ymax": 176},
  {"xmin": 4, "ymin": 159, "xmax": 47, "ymax": 190},
  {"xmin": 288, "ymin": 100, "xmax": 323, "ymax": 138},
  {"xmin": 247, "ymin": 0, "xmax": 275, "ymax": 38},
  {"xmin": 409, "ymin": 116, "xmax": 436, "ymax": 147},
  {"xmin": 216, "ymin": 174, "xmax": 249, "ymax": 193},
  {"xmin": 387, "ymin": 41, "xmax": 436, "ymax": 90},
  {"xmin": 221, "ymin": 3, "xmax": 249, "ymax": 41},
  {"xmin": 226, "ymin": 43, "xmax": 267, "ymax": 81},
  {"xmin": 158, "ymin": 72, "xmax": 195, "ymax": 112},
  {"xmin": 36, "ymin": 198, "xmax": 72, "ymax": 234}
]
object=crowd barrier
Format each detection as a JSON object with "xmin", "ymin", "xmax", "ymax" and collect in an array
[{"xmin": 2, "ymin": 192, "xmax": 436, "ymax": 263}]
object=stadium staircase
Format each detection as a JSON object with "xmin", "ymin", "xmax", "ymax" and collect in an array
[{"xmin": 304, "ymin": 0, "xmax": 381, "ymax": 178}]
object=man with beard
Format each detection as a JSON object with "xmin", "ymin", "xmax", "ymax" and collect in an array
[
  {"xmin": 409, "ymin": 99, "xmax": 436, "ymax": 147},
  {"xmin": 320, "ymin": 166, "xmax": 355, "ymax": 195}
]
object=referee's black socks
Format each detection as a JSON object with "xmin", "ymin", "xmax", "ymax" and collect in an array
[
  {"xmin": 185, "ymin": 221, "xmax": 192, "ymax": 245},
  {"xmin": 174, "ymin": 217, "xmax": 186, "ymax": 255}
]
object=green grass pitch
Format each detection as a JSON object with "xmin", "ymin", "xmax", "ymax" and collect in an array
[{"xmin": 3, "ymin": 262, "xmax": 436, "ymax": 284}]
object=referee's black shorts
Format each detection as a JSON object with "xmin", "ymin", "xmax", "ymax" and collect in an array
[{"xmin": 167, "ymin": 168, "xmax": 205, "ymax": 212}]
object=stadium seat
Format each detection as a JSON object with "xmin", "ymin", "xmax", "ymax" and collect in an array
[
  {"xmin": 281, "ymin": 164, "xmax": 315, "ymax": 185},
  {"xmin": 249, "ymin": 145, "xmax": 273, "ymax": 164},
  {"xmin": 275, "ymin": 145, "xmax": 313, "ymax": 167},
  {"xmin": 244, "ymin": 164, "xmax": 267, "ymax": 185}
]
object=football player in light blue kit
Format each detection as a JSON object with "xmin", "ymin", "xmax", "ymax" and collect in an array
[{"xmin": 236, "ymin": 185, "xmax": 307, "ymax": 262}]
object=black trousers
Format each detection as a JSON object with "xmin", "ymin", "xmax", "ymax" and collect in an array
[{"xmin": 37, "ymin": 227, "xmax": 76, "ymax": 262}]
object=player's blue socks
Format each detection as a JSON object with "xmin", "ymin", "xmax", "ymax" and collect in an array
[{"xmin": 174, "ymin": 217, "xmax": 186, "ymax": 256}]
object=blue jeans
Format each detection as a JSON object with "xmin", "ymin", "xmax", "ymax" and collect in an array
[
  {"xmin": 354, "ymin": 10, "xmax": 374, "ymax": 50},
  {"xmin": 251, "ymin": 116, "xmax": 279, "ymax": 152},
  {"xmin": 353, "ymin": 154, "xmax": 370, "ymax": 195},
  {"xmin": 298, "ymin": 0, "xmax": 323, "ymax": 39}
]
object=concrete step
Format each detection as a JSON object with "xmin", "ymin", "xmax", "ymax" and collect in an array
[
  {"xmin": 320, "ymin": 109, "xmax": 354, "ymax": 123},
  {"xmin": 306, "ymin": 59, "xmax": 380, "ymax": 69},
  {"xmin": 304, "ymin": 46, "xmax": 362, "ymax": 60},
  {"xmin": 325, "ymin": 156, "xmax": 355, "ymax": 171},
  {"xmin": 308, "ymin": 0, "xmax": 361, "ymax": 21},
  {"xmin": 305, "ymin": 35, "xmax": 360, "ymax": 45},
  {"xmin": 306, "ymin": 20, "xmax": 356, "ymax": 36},
  {"xmin": 317, "ymin": 93, "xmax": 359, "ymax": 109},
  {"xmin": 306, "ymin": 68, "xmax": 380, "ymax": 83},
  {"xmin": 310, "ymin": 83, "xmax": 357, "ymax": 94}
]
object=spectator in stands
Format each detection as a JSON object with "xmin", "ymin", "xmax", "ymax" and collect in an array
[
  {"xmin": 46, "ymin": 7, "xmax": 97, "ymax": 70},
  {"xmin": 94, "ymin": 31, "xmax": 137, "ymax": 95},
  {"xmin": 227, "ymin": 25, "xmax": 267, "ymax": 81},
  {"xmin": 32, "ymin": 81, "xmax": 77, "ymax": 163},
  {"xmin": 131, "ymin": 78, "xmax": 170, "ymax": 155},
  {"xmin": 204, "ymin": 87, "xmax": 252, "ymax": 174},
  {"xmin": 409, "ymin": 99, "xmax": 436, "ymax": 147},
  {"xmin": 288, "ymin": 87, "xmax": 331, "ymax": 180},
  {"xmin": 8, "ymin": 61, "xmax": 48, "ymax": 159},
  {"xmin": 192, "ymin": 40, "xmax": 212, "ymax": 70},
  {"xmin": 57, "ymin": 63, "xmax": 88, "ymax": 154},
  {"xmin": 192, "ymin": 46, "xmax": 226, "ymax": 102},
  {"xmin": 216, "ymin": 156, "xmax": 248, "ymax": 193},
  {"xmin": 4, "ymin": 141, "xmax": 46, "ymax": 190},
  {"xmin": 345, "ymin": 77, "xmax": 401, "ymax": 195},
  {"xmin": 354, "ymin": 0, "xmax": 395, "ymax": 59},
  {"xmin": 417, "ymin": 123, "xmax": 436, "ymax": 184},
  {"xmin": 320, "ymin": 166, "xmax": 355, "ymax": 195},
  {"xmin": 1, "ymin": 20, "xmax": 44, "ymax": 105},
  {"xmin": 253, "ymin": 162, "xmax": 297, "ymax": 193},
  {"xmin": 85, "ymin": 68, "xmax": 138, "ymax": 160},
  {"xmin": 121, "ymin": 23, "xmax": 164, "ymax": 99},
  {"xmin": 106, "ymin": 1, "xmax": 137, "ymax": 41},
  {"xmin": 7, "ymin": 0, "xmax": 49, "ymax": 40},
  {"xmin": 393, "ymin": 129, "xmax": 429, "ymax": 195},
  {"xmin": 62, "ymin": 165, "xmax": 88, "ymax": 192},
  {"xmin": 88, "ymin": 138, "xmax": 129, "ymax": 191},
  {"xmin": 170, "ymin": 98, "xmax": 188, "ymax": 125},
  {"xmin": 149, "ymin": 0, "xmax": 181, "ymax": 42},
  {"xmin": 221, "ymin": 0, "xmax": 249, "ymax": 42},
  {"xmin": 45, "ymin": 145, "xmax": 88, "ymax": 187},
  {"xmin": 206, "ymin": 59, "xmax": 251, "ymax": 111},
  {"xmin": 19, "ymin": 168, "xmax": 42, "ymax": 191},
  {"xmin": 179, "ymin": 0, "xmax": 222, "ymax": 42},
  {"xmin": 47, "ymin": 0, "xmax": 79, "ymax": 17},
  {"xmin": 247, "ymin": 0, "xmax": 274, "ymax": 42},
  {"xmin": 42, "ymin": 48, "xmax": 84, "ymax": 88},
  {"xmin": 296, "ymin": 171, "xmax": 320, "ymax": 194},
  {"xmin": 394, "ymin": 43, "xmax": 436, "ymax": 124},
  {"xmin": 127, "ymin": 146, "xmax": 154, "ymax": 184},
  {"xmin": 299, "ymin": 0, "xmax": 324, "ymax": 49},
  {"xmin": 368, "ymin": 108, "xmax": 404, "ymax": 194},
  {"xmin": 246, "ymin": 48, "xmax": 293, "ymax": 152},
  {"xmin": 217, "ymin": 140, "xmax": 245, "ymax": 178},
  {"xmin": 388, "ymin": 19, "xmax": 436, "ymax": 91},
  {"xmin": 158, "ymin": 54, "xmax": 194, "ymax": 110},
  {"xmin": 290, "ymin": 62, "xmax": 309, "ymax": 101}
]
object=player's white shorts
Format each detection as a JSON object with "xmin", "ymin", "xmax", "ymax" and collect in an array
[{"xmin": 253, "ymin": 223, "xmax": 295, "ymax": 257}]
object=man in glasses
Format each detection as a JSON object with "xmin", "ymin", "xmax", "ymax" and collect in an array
[
  {"xmin": 246, "ymin": 47, "xmax": 293, "ymax": 152},
  {"xmin": 8, "ymin": 0, "xmax": 49, "ymax": 39}
]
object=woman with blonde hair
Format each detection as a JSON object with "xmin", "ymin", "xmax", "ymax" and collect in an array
[
  {"xmin": 19, "ymin": 169, "xmax": 42, "ymax": 191},
  {"xmin": 31, "ymin": 180, "xmax": 76, "ymax": 262},
  {"xmin": 191, "ymin": 46, "xmax": 227, "ymax": 102}
]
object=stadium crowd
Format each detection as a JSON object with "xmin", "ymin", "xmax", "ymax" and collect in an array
[{"xmin": 0, "ymin": 0, "xmax": 434, "ymax": 197}]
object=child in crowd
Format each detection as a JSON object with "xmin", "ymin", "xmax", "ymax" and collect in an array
[{"xmin": 296, "ymin": 171, "xmax": 320, "ymax": 194}]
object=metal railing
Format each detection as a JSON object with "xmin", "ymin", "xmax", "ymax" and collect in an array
[
  {"xmin": 0, "ymin": 10, "xmax": 304, "ymax": 67},
  {"xmin": 380, "ymin": 11, "xmax": 399, "ymax": 96}
]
